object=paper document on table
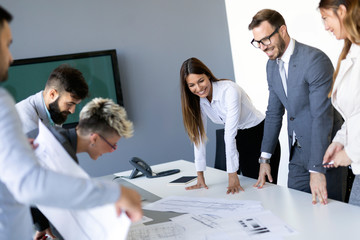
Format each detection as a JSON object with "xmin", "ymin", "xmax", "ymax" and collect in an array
[
  {"xmin": 34, "ymin": 121, "xmax": 131, "ymax": 240},
  {"xmin": 141, "ymin": 196, "xmax": 296, "ymax": 240},
  {"xmin": 143, "ymin": 196, "xmax": 263, "ymax": 215},
  {"xmin": 170, "ymin": 210, "xmax": 296, "ymax": 240},
  {"xmin": 127, "ymin": 209, "xmax": 294, "ymax": 240},
  {"xmin": 127, "ymin": 221, "xmax": 187, "ymax": 240}
]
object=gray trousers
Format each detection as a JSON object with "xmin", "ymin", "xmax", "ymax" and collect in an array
[
  {"xmin": 288, "ymin": 144, "xmax": 347, "ymax": 202},
  {"xmin": 349, "ymin": 174, "xmax": 360, "ymax": 206}
]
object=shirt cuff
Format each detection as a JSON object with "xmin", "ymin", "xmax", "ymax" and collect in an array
[
  {"xmin": 261, "ymin": 152, "xmax": 272, "ymax": 159},
  {"xmin": 226, "ymin": 166, "xmax": 238, "ymax": 173},
  {"xmin": 195, "ymin": 160, "xmax": 206, "ymax": 172}
]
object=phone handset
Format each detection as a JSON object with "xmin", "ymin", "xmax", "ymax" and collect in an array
[{"xmin": 129, "ymin": 157, "xmax": 180, "ymax": 179}]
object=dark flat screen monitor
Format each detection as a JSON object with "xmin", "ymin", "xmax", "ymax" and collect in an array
[{"xmin": 2, "ymin": 49, "xmax": 123, "ymax": 128}]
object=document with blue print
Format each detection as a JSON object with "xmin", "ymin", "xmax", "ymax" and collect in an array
[{"xmin": 34, "ymin": 121, "xmax": 131, "ymax": 240}]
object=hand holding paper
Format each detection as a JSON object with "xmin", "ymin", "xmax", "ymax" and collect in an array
[{"xmin": 115, "ymin": 185, "xmax": 143, "ymax": 221}]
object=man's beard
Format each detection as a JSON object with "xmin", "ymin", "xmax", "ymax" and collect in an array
[
  {"xmin": 275, "ymin": 35, "xmax": 286, "ymax": 59},
  {"xmin": 48, "ymin": 97, "xmax": 71, "ymax": 125},
  {"xmin": 265, "ymin": 35, "xmax": 286, "ymax": 60}
]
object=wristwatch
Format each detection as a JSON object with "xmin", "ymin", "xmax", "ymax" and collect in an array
[{"xmin": 258, "ymin": 157, "xmax": 270, "ymax": 164}]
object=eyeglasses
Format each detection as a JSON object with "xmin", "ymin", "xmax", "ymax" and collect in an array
[
  {"xmin": 98, "ymin": 134, "xmax": 117, "ymax": 151},
  {"xmin": 251, "ymin": 27, "xmax": 279, "ymax": 48}
]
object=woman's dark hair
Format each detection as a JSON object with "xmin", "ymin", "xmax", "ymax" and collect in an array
[{"xmin": 179, "ymin": 57, "xmax": 220, "ymax": 146}]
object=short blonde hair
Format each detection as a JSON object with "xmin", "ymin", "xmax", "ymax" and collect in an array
[{"xmin": 78, "ymin": 98, "xmax": 133, "ymax": 138}]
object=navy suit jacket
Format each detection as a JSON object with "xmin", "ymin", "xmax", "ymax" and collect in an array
[{"xmin": 261, "ymin": 41, "xmax": 342, "ymax": 174}]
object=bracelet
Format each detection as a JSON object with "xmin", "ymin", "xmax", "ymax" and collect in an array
[{"xmin": 258, "ymin": 157, "xmax": 270, "ymax": 164}]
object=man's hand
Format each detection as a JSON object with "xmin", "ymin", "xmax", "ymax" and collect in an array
[
  {"xmin": 254, "ymin": 163, "xmax": 272, "ymax": 188},
  {"xmin": 115, "ymin": 186, "xmax": 142, "ymax": 222},
  {"xmin": 310, "ymin": 172, "xmax": 328, "ymax": 205},
  {"xmin": 186, "ymin": 171, "xmax": 208, "ymax": 190},
  {"xmin": 33, "ymin": 227, "xmax": 56, "ymax": 240},
  {"xmin": 227, "ymin": 172, "xmax": 244, "ymax": 194}
]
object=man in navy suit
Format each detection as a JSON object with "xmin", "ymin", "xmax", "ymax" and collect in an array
[{"xmin": 248, "ymin": 9, "xmax": 346, "ymax": 204}]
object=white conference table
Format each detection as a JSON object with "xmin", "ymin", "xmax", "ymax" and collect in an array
[{"xmin": 113, "ymin": 160, "xmax": 360, "ymax": 240}]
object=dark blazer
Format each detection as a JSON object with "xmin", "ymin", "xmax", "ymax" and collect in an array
[{"xmin": 260, "ymin": 41, "xmax": 342, "ymax": 174}]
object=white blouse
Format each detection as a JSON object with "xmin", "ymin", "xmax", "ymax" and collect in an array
[
  {"xmin": 194, "ymin": 80, "xmax": 264, "ymax": 173},
  {"xmin": 331, "ymin": 44, "xmax": 360, "ymax": 174}
]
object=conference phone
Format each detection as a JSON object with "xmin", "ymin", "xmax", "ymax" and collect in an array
[{"xmin": 129, "ymin": 157, "xmax": 180, "ymax": 179}]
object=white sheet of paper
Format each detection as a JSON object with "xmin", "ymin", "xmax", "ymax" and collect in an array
[
  {"xmin": 143, "ymin": 196, "xmax": 263, "ymax": 216},
  {"xmin": 127, "ymin": 221, "xmax": 188, "ymax": 240},
  {"xmin": 35, "ymin": 121, "xmax": 131, "ymax": 240},
  {"xmin": 170, "ymin": 210, "xmax": 296, "ymax": 240},
  {"xmin": 142, "ymin": 196, "xmax": 296, "ymax": 240},
  {"xmin": 128, "ymin": 211, "xmax": 293, "ymax": 240}
]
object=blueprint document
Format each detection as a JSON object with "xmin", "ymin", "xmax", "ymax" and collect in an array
[{"xmin": 34, "ymin": 121, "xmax": 131, "ymax": 240}]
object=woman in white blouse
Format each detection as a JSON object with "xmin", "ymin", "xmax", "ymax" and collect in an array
[
  {"xmin": 180, "ymin": 57, "xmax": 280, "ymax": 194},
  {"xmin": 319, "ymin": 0, "xmax": 360, "ymax": 206}
]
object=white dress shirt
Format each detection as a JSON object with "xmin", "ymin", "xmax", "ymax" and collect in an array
[
  {"xmin": 194, "ymin": 80, "xmax": 264, "ymax": 173},
  {"xmin": 0, "ymin": 88, "xmax": 120, "ymax": 239},
  {"xmin": 331, "ymin": 44, "xmax": 360, "ymax": 174}
]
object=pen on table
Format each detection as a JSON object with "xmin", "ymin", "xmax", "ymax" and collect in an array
[{"xmin": 313, "ymin": 161, "xmax": 334, "ymax": 168}]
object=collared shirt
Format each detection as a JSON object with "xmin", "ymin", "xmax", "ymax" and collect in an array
[
  {"xmin": 0, "ymin": 88, "xmax": 120, "ymax": 239},
  {"xmin": 42, "ymin": 93, "xmax": 55, "ymax": 126},
  {"xmin": 194, "ymin": 80, "xmax": 264, "ymax": 173},
  {"xmin": 278, "ymin": 38, "xmax": 295, "ymax": 92}
]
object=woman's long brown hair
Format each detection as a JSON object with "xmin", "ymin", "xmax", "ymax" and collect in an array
[
  {"xmin": 180, "ymin": 57, "xmax": 220, "ymax": 146},
  {"xmin": 319, "ymin": 0, "xmax": 360, "ymax": 97}
]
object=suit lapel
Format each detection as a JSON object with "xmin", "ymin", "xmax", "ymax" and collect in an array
[{"xmin": 286, "ymin": 42, "xmax": 302, "ymax": 105}]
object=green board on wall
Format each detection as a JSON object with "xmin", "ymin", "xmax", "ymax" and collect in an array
[{"xmin": 1, "ymin": 49, "xmax": 123, "ymax": 127}]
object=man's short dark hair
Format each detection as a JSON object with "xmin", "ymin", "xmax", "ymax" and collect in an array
[
  {"xmin": 0, "ymin": 6, "xmax": 13, "ymax": 30},
  {"xmin": 46, "ymin": 64, "xmax": 89, "ymax": 100},
  {"xmin": 248, "ymin": 9, "xmax": 286, "ymax": 30}
]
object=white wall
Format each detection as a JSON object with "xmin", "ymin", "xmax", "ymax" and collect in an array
[{"xmin": 225, "ymin": 0, "xmax": 343, "ymax": 186}]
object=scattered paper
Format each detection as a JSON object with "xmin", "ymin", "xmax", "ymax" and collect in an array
[
  {"xmin": 143, "ymin": 195, "xmax": 263, "ymax": 216},
  {"xmin": 139, "ymin": 196, "xmax": 296, "ymax": 240}
]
